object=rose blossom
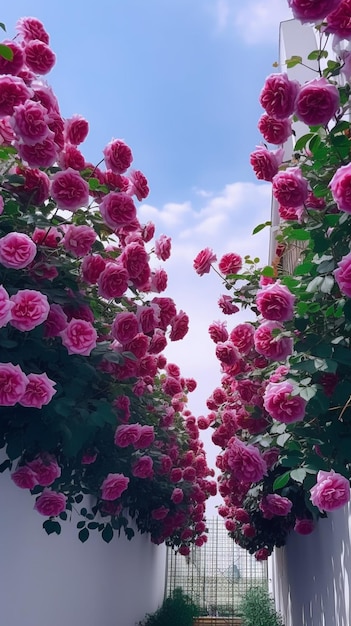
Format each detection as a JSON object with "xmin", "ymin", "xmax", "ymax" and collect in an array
[
  {"xmin": 153, "ymin": 234, "xmax": 171, "ymax": 261},
  {"xmin": 0, "ymin": 285, "xmax": 13, "ymax": 327},
  {"xmin": 169, "ymin": 310, "xmax": 189, "ymax": 341},
  {"xmin": 134, "ymin": 425, "xmax": 155, "ymax": 449},
  {"xmin": 250, "ymin": 146, "xmax": 284, "ymax": 182},
  {"xmin": 10, "ymin": 289, "xmax": 49, "ymax": 331},
  {"xmin": 98, "ymin": 262, "xmax": 129, "ymax": 299},
  {"xmin": 208, "ymin": 320, "xmax": 228, "ymax": 343},
  {"xmin": 19, "ymin": 372, "xmax": 56, "ymax": 408},
  {"xmin": 255, "ymin": 548, "xmax": 271, "ymax": 561},
  {"xmin": 16, "ymin": 17, "xmax": 50, "ymax": 44},
  {"xmin": 24, "ymin": 40, "xmax": 56, "ymax": 74},
  {"xmin": 103, "ymin": 138, "xmax": 133, "ymax": 173},
  {"xmin": 260, "ymin": 494, "xmax": 292, "ymax": 518},
  {"xmin": 295, "ymin": 78, "xmax": 339, "ymax": 126},
  {"xmin": 112, "ymin": 312, "xmax": 139, "ymax": 343},
  {"xmin": 227, "ymin": 437, "xmax": 267, "ymax": 483},
  {"xmin": 218, "ymin": 295, "xmax": 239, "ymax": 315},
  {"xmin": 310, "ymin": 470, "xmax": 350, "ymax": 511},
  {"xmin": 215, "ymin": 341, "xmax": 240, "ymax": 366},
  {"xmin": 57, "ymin": 144, "xmax": 85, "ymax": 170},
  {"xmin": 330, "ymin": 162, "xmax": 351, "ymax": 213},
  {"xmin": 264, "ymin": 380, "xmax": 306, "ymax": 423},
  {"xmin": 288, "ymin": 0, "xmax": 341, "ymax": 23},
  {"xmin": 64, "ymin": 114, "xmax": 89, "ymax": 145},
  {"xmin": 63, "ymin": 224, "xmax": 96, "ymax": 257},
  {"xmin": 272, "ymin": 167, "xmax": 308, "ymax": 208},
  {"xmin": 260, "ymin": 73, "xmax": 299, "ymax": 119},
  {"xmin": 152, "ymin": 506, "xmax": 169, "ymax": 520},
  {"xmin": 82, "ymin": 451, "xmax": 97, "ymax": 465},
  {"xmin": 34, "ymin": 490, "xmax": 67, "ymax": 516},
  {"xmin": 44, "ymin": 303, "xmax": 67, "ymax": 338},
  {"xmin": 132, "ymin": 455, "xmax": 154, "ymax": 479},
  {"xmin": 0, "ymin": 75, "xmax": 31, "ymax": 118},
  {"xmin": 99, "ymin": 192, "xmax": 137, "ymax": 229},
  {"xmin": 326, "ymin": 1, "xmax": 351, "ymax": 39},
  {"xmin": 81, "ymin": 254, "xmax": 106, "ymax": 284},
  {"xmin": 60, "ymin": 319, "xmax": 97, "ymax": 356},
  {"xmin": 0, "ymin": 232, "xmax": 36, "ymax": 269},
  {"xmin": 254, "ymin": 321, "xmax": 293, "ymax": 361},
  {"xmin": 262, "ymin": 447, "xmax": 280, "ymax": 469},
  {"xmin": 256, "ymin": 281, "xmax": 295, "ymax": 322},
  {"xmin": 28, "ymin": 456, "xmax": 61, "ymax": 486},
  {"xmin": 16, "ymin": 136, "xmax": 57, "ymax": 168},
  {"xmin": 0, "ymin": 40, "xmax": 24, "ymax": 75},
  {"xmin": 0, "ymin": 362, "xmax": 28, "ymax": 406},
  {"xmin": 152, "ymin": 296, "xmax": 177, "ymax": 329},
  {"xmin": 193, "ymin": 247, "xmax": 217, "ymax": 276},
  {"xmin": 11, "ymin": 466, "xmax": 39, "ymax": 489},
  {"xmin": 294, "ymin": 518, "xmax": 315, "ymax": 535},
  {"xmin": 230, "ymin": 323, "xmax": 255, "ymax": 355},
  {"xmin": 120, "ymin": 241, "xmax": 149, "ymax": 279},
  {"xmin": 129, "ymin": 169, "xmax": 149, "ymax": 200},
  {"xmin": 101, "ymin": 473, "xmax": 129, "ymax": 500},
  {"xmin": 279, "ymin": 205, "xmax": 299, "ymax": 221},
  {"xmin": 334, "ymin": 250, "xmax": 351, "ymax": 297},
  {"xmin": 51, "ymin": 168, "xmax": 90, "ymax": 212},
  {"xmin": 258, "ymin": 114, "xmax": 292, "ymax": 145},
  {"xmin": 114, "ymin": 423, "xmax": 142, "ymax": 447},
  {"xmin": 171, "ymin": 487, "xmax": 184, "ymax": 504},
  {"xmin": 11, "ymin": 100, "xmax": 50, "ymax": 145},
  {"xmin": 19, "ymin": 167, "xmax": 50, "ymax": 205}
]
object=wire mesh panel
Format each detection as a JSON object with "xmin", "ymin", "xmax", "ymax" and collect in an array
[{"xmin": 165, "ymin": 517, "xmax": 268, "ymax": 620}]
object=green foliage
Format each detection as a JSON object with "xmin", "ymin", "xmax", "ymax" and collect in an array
[
  {"xmin": 239, "ymin": 587, "xmax": 284, "ymax": 626},
  {"xmin": 138, "ymin": 589, "xmax": 200, "ymax": 626}
]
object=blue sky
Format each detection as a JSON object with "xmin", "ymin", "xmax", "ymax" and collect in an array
[{"xmin": 2, "ymin": 1, "xmax": 294, "ymax": 479}]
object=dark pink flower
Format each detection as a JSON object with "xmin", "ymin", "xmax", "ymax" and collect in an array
[
  {"xmin": 227, "ymin": 437, "xmax": 267, "ymax": 483},
  {"xmin": 310, "ymin": 470, "xmax": 350, "ymax": 511},
  {"xmin": 0, "ymin": 232, "xmax": 36, "ymax": 269},
  {"xmin": 295, "ymin": 78, "xmax": 339, "ymax": 126},
  {"xmin": 16, "ymin": 17, "xmax": 50, "ymax": 44},
  {"xmin": 99, "ymin": 192, "xmax": 137, "ymax": 229},
  {"xmin": 171, "ymin": 487, "xmax": 184, "ymax": 504},
  {"xmin": 98, "ymin": 262, "xmax": 129, "ymax": 299},
  {"xmin": 289, "ymin": 0, "xmax": 341, "ymax": 23},
  {"xmin": 10, "ymin": 289, "xmax": 49, "ymax": 331},
  {"xmin": 169, "ymin": 310, "xmax": 189, "ymax": 341},
  {"xmin": 254, "ymin": 321, "xmax": 293, "ymax": 361},
  {"xmin": 0, "ymin": 363, "xmax": 27, "ymax": 406},
  {"xmin": 132, "ymin": 455, "xmax": 154, "ymax": 478},
  {"xmin": 330, "ymin": 162, "xmax": 351, "ymax": 213},
  {"xmin": 272, "ymin": 167, "xmax": 308, "ymax": 208},
  {"xmin": 34, "ymin": 490, "xmax": 66, "ymax": 516},
  {"xmin": 256, "ymin": 281, "xmax": 295, "ymax": 322},
  {"xmin": 60, "ymin": 319, "xmax": 97, "ymax": 356},
  {"xmin": 325, "ymin": 0, "xmax": 351, "ymax": 38},
  {"xmin": 28, "ymin": 456, "xmax": 61, "ymax": 486},
  {"xmin": 335, "ymin": 250, "xmax": 351, "ymax": 297},
  {"xmin": 152, "ymin": 506, "xmax": 169, "ymax": 520},
  {"xmin": 101, "ymin": 473, "xmax": 129, "ymax": 500},
  {"xmin": 255, "ymin": 548, "xmax": 271, "ymax": 561},
  {"xmin": 19, "ymin": 372, "xmax": 56, "ymax": 408},
  {"xmin": 112, "ymin": 312, "xmax": 139, "ymax": 343},
  {"xmin": 218, "ymin": 295, "xmax": 240, "ymax": 315},
  {"xmin": 114, "ymin": 423, "xmax": 142, "ymax": 447},
  {"xmin": 57, "ymin": 144, "xmax": 85, "ymax": 170},
  {"xmin": 63, "ymin": 224, "xmax": 96, "ymax": 257},
  {"xmin": 258, "ymin": 114, "xmax": 292, "ymax": 145},
  {"xmin": 264, "ymin": 381, "xmax": 306, "ymax": 423},
  {"xmin": 294, "ymin": 518, "xmax": 315, "ymax": 535},
  {"xmin": 12, "ymin": 100, "xmax": 50, "ymax": 145},
  {"xmin": 0, "ymin": 75, "xmax": 31, "ymax": 118},
  {"xmin": 129, "ymin": 169, "xmax": 149, "ymax": 200},
  {"xmin": 0, "ymin": 285, "xmax": 13, "ymax": 327},
  {"xmin": 155, "ymin": 234, "xmax": 172, "ymax": 261},
  {"xmin": 44, "ymin": 304, "xmax": 67, "ymax": 338},
  {"xmin": 208, "ymin": 320, "xmax": 228, "ymax": 343},
  {"xmin": 17, "ymin": 136, "xmax": 57, "ymax": 168},
  {"xmin": 250, "ymin": 146, "xmax": 284, "ymax": 182},
  {"xmin": 103, "ymin": 138, "xmax": 133, "ymax": 174},
  {"xmin": 215, "ymin": 341, "xmax": 240, "ymax": 366},
  {"xmin": 51, "ymin": 168, "xmax": 89, "ymax": 212},
  {"xmin": 260, "ymin": 494, "xmax": 292, "ymax": 518},
  {"xmin": 230, "ymin": 323, "xmax": 255, "ymax": 355},
  {"xmin": 260, "ymin": 73, "xmax": 299, "ymax": 119},
  {"xmin": 24, "ymin": 40, "xmax": 56, "ymax": 74},
  {"xmin": 64, "ymin": 114, "xmax": 89, "ymax": 145},
  {"xmin": 218, "ymin": 252, "xmax": 242, "ymax": 275},
  {"xmin": 18, "ymin": 167, "xmax": 50, "ymax": 205},
  {"xmin": 193, "ymin": 247, "xmax": 217, "ymax": 276},
  {"xmin": 11, "ymin": 466, "xmax": 39, "ymax": 489},
  {"xmin": 81, "ymin": 254, "xmax": 106, "ymax": 284},
  {"xmin": 0, "ymin": 40, "xmax": 24, "ymax": 75}
]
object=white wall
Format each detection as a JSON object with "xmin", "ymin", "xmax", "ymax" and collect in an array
[{"xmin": 0, "ymin": 470, "xmax": 166, "ymax": 626}]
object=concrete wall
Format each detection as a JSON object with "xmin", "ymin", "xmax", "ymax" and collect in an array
[{"xmin": 0, "ymin": 470, "xmax": 166, "ymax": 626}]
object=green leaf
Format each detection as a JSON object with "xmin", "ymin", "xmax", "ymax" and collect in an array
[
  {"xmin": 102, "ymin": 524, "xmax": 114, "ymax": 543},
  {"xmin": 290, "ymin": 468, "xmax": 307, "ymax": 483},
  {"xmin": 125, "ymin": 527, "xmax": 135, "ymax": 541},
  {"xmin": 78, "ymin": 528, "xmax": 90, "ymax": 543},
  {"xmin": 0, "ymin": 23, "xmax": 6, "ymax": 31},
  {"xmin": 287, "ymin": 229, "xmax": 310, "ymax": 241},
  {"xmin": 273, "ymin": 472, "xmax": 290, "ymax": 491},
  {"xmin": 308, "ymin": 50, "xmax": 328, "ymax": 60},
  {"xmin": 294, "ymin": 133, "xmax": 314, "ymax": 152},
  {"xmin": 286, "ymin": 55, "xmax": 302, "ymax": 68},
  {"xmin": 77, "ymin": 521, "xmax": 86, "ymax": 529},
  {"xmin": 43, "ymin": 520, "xmax": 61, "ymax": 535},
  {"xmin": 261, "ymin": 265, "xmax": 275, "ymax": 277},
  {"xmin": 0, "ymin": 44, "xmax": 13, "ymax": 61},
  {"xmin": 252, "ymin": 221, "xmax": 271, "ymax": 235}
]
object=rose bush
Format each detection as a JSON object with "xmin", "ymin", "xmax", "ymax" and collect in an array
[{"xmin": 0, "ymin": 18, "xmax": 216, "ymax": 551}]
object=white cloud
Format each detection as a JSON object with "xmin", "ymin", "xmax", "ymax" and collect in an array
[
  {"xmin": 234, "ymin": 1, "xmax": 293, "ymax": 45},
  {"xmin": 139, "ymin": 200, "xmax": 192, "ymax": 228}
]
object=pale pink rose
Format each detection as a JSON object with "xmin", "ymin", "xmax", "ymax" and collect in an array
[
  {"xmin": 63, "ymin": 224, "xmax": 96, "ymax": 257},
  {"xmin": 34, "ymin": 490, "xmax": 66, "ymax": 516},
  {"xmin": 218, "ymin": 252, "xmax": 242, "ymax": 275},
  {"xmin": 289, "ymin": 0, "xmax": 340, "ymax": 23},
  {"xmin": 0, "ymin": 362, "xmax": 28, "ymax": 405},
  {"xmin": 19, "ymin": 372, "xmax": 56, "ymax": 408},
  {"xmin": 250, "ymin": 146, "xmax": 284, "ymax": 182},
  {"xmin": 11, "ymin": 100, "xmax": 50, "ymax": 145},
  {"xmin": 272, "ymin": 167, "xmax": 308, "ymax": 208},
  {"xmin": 295, "ymin": 78, "xmax": 339, "ymax": 126},
  {"xmin": 18, "ymin": 167, "xmax": 50, "ymax": 205},
  {"xmin": 155, "ymin": 234, "xmax": 172, "ymax": 261},
  {"xmin": 44, "ymin": 303, "xmax": 67, "ymax": 338},
  {"xmin": 0, "ymin": 40, "xmax": 24, "ymax": 75},
  {"xmin": 57, "ymin": 144, "xmax": 85, "ymax": 170},
  {"xmin": 114, "ymin": 423, "xmax": 142, "ymax": 447},
  {"xmin": 254, "ymin": 321, "xmax": 293, "ymax": 361},
  {"xmin": 258, "ymin": 114, "xmax": 292, "ymax": 145},
  {"xmin": 28, "ymin": 456, "xmax": 61, "ymax": 486},
  {"xmin": 227, "ymin": 437, "xmax": 267, "ymax": 483},
  {"xmin": 208, "ymin": 320, "xmax": 228, "ymax": 343},
  {"xmin": 64, "ymin": 114, "xmax": 89, "ymax": 145},
  {"xmin": 218, "ymin": 295, "xmax": 240, "ymax": 315},
  {"xmin": 16, "ymin": 17, "xmax": 50, "ymax": 44},
  {"xmin": 256, "ymin": 281, "xmax": 295, "ymax": 322},
  {"xmin": 171, "ymin": 487, "xmax": 184, "ymax": 504},
  {"xmin": 134, "ymin": 425, "xmax": 155, "ymax": 449},
  {"xmin": 0, "ymin": 75, "xmax": 31, "ymax": 118},
  {"xmin": 101, "ymin": 472, "xmax": 129, "ymax": 500},
  {"xmin": 310, "ymin": 469, "xmax": 350, "ymax": 511},
  {"xmin": 81, "ymin": 254, "xmax": 106, "ymax": 284},
  {"xmin": 215, "ymin": 341, "xmax": 240, "ymax": 366},
  {"xmin": 10, "ymin": 289, "xmax": 49, "ymax": 331},
  {"xmin": 230, "ymin": 323, "xmax": 255, "ymax": 355},
  {"xmin": 335, "ymin": 251, "xmax": 351, "ymax": 297},
  {"xmin": 98, "ymin": 262, "xmax": 129, "ymax": 299},
  {"xmin": 120, "ymin": 241, "xmax": 149, "ymax": 279},
  {"xmin": 132, "ymin": 455, "xmax": 154, "ymax": 478},
  {"xmin": 264, "ymin": 381, "xmax": 306, "ymax": 423},
  {"xmin": 255, "ymin": 548, "xmax": 271, "ymax": 561},
  {"xmin": 0, "ymin": 232, "xmax": 36, "ymax": 269},
  {"xmin": 129, "ymin": 169, "xmax": 149, "ymax": 200},
  {"xmin": 260, "ymin": 494, "xmax": 292, "ymax": 519},
  {"xmin": 99, "ymin": 192, "xmax": 137, "ymax": 229},
  {"xmin": 60, "ymin": 319, "xmax": 97, "ymax": 356},
  {"xmin": 51, "ymin": 168, "xmax": 89, "ymax": 212},
  {"xmin": 103, "ymin": 138, "xmax": 133, "ymax": 173},
  {"xmin": 11, "ymin": 466, "xmax": 39, "ymax": 489},
  {"xmin": 24, "ymin": 40, "xmax": 56, "ymax": 74},
  {"xmin": 16, "ymin": 136, "xmax": 57, "ymax": 168},
  {"xmin": 294, "ymin": 518, "xmax": 315, "ymax": 535},
  {"xmin": 151, "ymin": 506, "xmax": 169, "ymax": 520},
  {"xmin": 260, "ymin": 73, "xmax": 299, "ymax": 119},
  {"xmin": 193, "ymin": 247, "xmax": 217, "ymax": 276},
  {"xmin": 112, "ymin": 312, "xmax": 139, "ymax": 343},
  {"xmin": 330, "ymin": 163, "xmax": 351, "ymax": 213},
  {"xmin": 169, "ymin": 310, "xmax": 189, "ymax": 341},
  {"xmin": 326, "ymin": 1, "xmax": 351, "ymax": 39},
  {"xmin": 0, "ymin": 285, "xmax": 13, "ymax": 327}
]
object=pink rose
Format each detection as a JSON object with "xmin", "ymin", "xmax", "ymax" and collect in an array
[
  {"xmin": 208, "ymin": 320, "xmax": 228, "ymax": 343},
  {"xmin": 215, "ymin": 341, "xmax": 240, "ymax": 366},
  {"xmin": 81, "ymin": 254, "xmax": 106, "ymax": 284},
  {"xmin": 112, "ymin": 311, "xmax": 139, "ymax": 343},
  {"xmin": 44, "ymin": 304, "xmax": 67, "ymax": 338},
  {"xmin": 51, "ymin": 168, "xmax": 89, "ymax": 212},
  {"xmin": 0, "ymin": 75, "xmax": 31, "ymax": 118},
  {"xmin": 137, "ymin": 304, "xmax": 159, "ymax": 334},
  {"xmin": 229, "ymin": 323, "xmax": 255, "ymax": 355},
  {"xmin": 124, "ymin": 333, "xmax": 149, "ymax": 358},
  {"xmin": 129, "ymin": 169, "xmax": 149, "ymax": 200},
  {"xmin": 0, "ymin": 40, "xmax": 24, "ymax": 75},
  {"xmin": 256, "ymin": 281, "xmax": 295, "ymax": 322},
  {"xmin": 310, "ymin": 470, "xmax": 350, "ymax": 511},
  {"xmin": 101, "ymin": 473, "xmax": 129, "ymax": 500},
  {"xmin": 18, "ymin": 167, "xmax": 50, "ymax": 205},
  {"xmin": 258, "ymin": 114, "xmax": 292, "ymax": 145},
  {"xmin": 28, "ymin": 456, "xmax": 61, "ymax": 486},
  {"xmin": 242, "ymin": 523, "xmax": 256, "ymax": 538},
  {"xmin": 262, "ymin": 447, "xmax": 280, "ymax": 469},
  {"xmin": 260, "ymin": 494, "xmax": 292, "ymax": 518},
  {"xmin": 81, "ymin": 452, "xmax": 97, "ymax": 465},
  {"xmin": 169, "ymin": 310, "xmax": 189, "ymax": 341},
  {"xmin": 12, "ymin": 100, "xmax": 50, "ymax": 145},
  {"xmin": 120, "ymin": 241, "xmax": 149, "ymax": 279},
  {"xmin": 171, "ymin": 487, "xmax": 184, "ymax": 504},
  {"xmin": 24, "ymin": 40, "xmax": 56, "ymax": 74},
  {"xmin": 295, "ymin": 78, "xmax": 339, "ymax": 126},
  {"xmin": 279, "ymin": 205, "xmax": 299, "ymax": 221},
  {"xmin": 0, "ymin": 285, "xmax": 13, "ymax": 327},
  {"xmin": 17, "ymin": 136, "xmax": 58, "ymax": 168},
  {"xmin": 218, "ymin": 252, "xmax": 242, "ymax": 276},
  {"xmin": 227, "ymin": 437, "xmax": 267, "ymax": 483},
  {"xmin": 63, "ymin": 224, "xmax": 96, "ymax": 257},
  {"xmin": 255, "ymin": 548, "xmax": 271, "ymax": 561},
  {"xmin": 326, "ymin": 1, "xmax": 351, "ymax": 39},
  {"xmin": 132, "ymin": 455, "xmax": 154, "ymax": 479},
  {"xmin": 234, "ymin": 508, "xmax": 250, "ymax": 523},
  {"xmin": 64, "ymin": 114, "xmax": 89, "ymax": 145},
  {"xmin": 250, "ymin": 146, "xmax": 284, "ymax": 182},
  {"xmin": 99, "ymin": 192, "xmax": 137, "ymax": 229},
  {"xmin": 260, "ymin": 73, "xmax": 299, "ymax": 119},
  {"xmin": 335, "ymin": 250, "xmax": 351, "ymax": 297},
  {"xmin": 151, "ymin": 506, "xmax": 169, "ymax": 520},
  {"xmin": 288, "ymin": 0, "xmax": 340, "ymax": 23},
  {"xmin": 16, "ymin": 17, "xmax": 50, "ymax": 44},
  {"xmin": 11, "ymin": 466, "xmax": 39, "ymax": 489},
  {"xmin": 34, "ymin": 490, "xmax": 67, "ymax": 516},
  {"xmin": 103, "ymin": 138, "xmax": 133, "ymax": 174},
  {"xmin": 0, "ymin": 232, "xmax": 36, "ymax": 269},
  {"xmin": 264, "ymin": 381, "xmax": 307, "ymax": 423},
  {"xmin": 60, "ymin": 319, "xmax": 97, "ymax": 356},
  {"xmin": 155, "ymin": 234, "xmax": 172, "ymax": 261},
  {"xmin": 19, "ymin": 372, "xmax": 56, "ymax": 408},
  {"xmin": 294, "ymin": 518, "xmax": 315, "ymax": 535},
  {"xmin": 114, "ymin": 423, "xmax": 142, "ymax": 447},
  {"xmin": 0, "ymin": 363, "xmax": 28, "ymax": 405},
  {"xmin": 272, "ymin": 167, "xmax": 308, "ymax": 208},
  {"xmin": 163, "ymin": 376, "xmax": 183, "ymax": 397},
  {"xmin": 57, "ymin": 144, "xmax": 85, "ymax": 170},
  {"xmin": 254, "ymin": 321, "xmax": 293, "ymax": 361},
  {"xmin": 193, "ymin": 247, "xmax": 217, "ymax": 276},
  {"xmin": 330, "ymin": 163, "xmax": 351, "ymax": 213},
  {"xmin": 152, "ymin": 296, "xmax": 177, "ymax": 329},
  {"xmin": 0, "ymin": 117, "xmax": 15, "ymax": 145},
  {"xmin": 98, "ymin": 262, "xmax": 129, "ymax": 299},
  {"xmin": 149, "ymin": 329, "xmax": 167, "ymax": 353},
  {"xmin": 218, "ymin": 295, "xmax": 240, "ymax": 315},
  {"xmin": 305, "ymin": 191, "xmax": 326, "ymax": 210},
  {"xmin": 10, "ymin": 289, "xmax": 49, "ymax": 331}
]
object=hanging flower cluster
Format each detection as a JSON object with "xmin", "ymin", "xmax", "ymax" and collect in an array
[
  {"xmin": 194, "ymin": 0, "xmax": 351, "ymax": 558},
  {"xmin": 0, "ymin": 18, "xmax": 216, "ymax": 549}
]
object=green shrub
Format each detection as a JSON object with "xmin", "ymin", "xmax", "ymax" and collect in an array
[
  {"xmin": 239, "ymin": 586, "xmax": 284, "ymax": 626},
  {"xmin": 138, "ymin": 588, "xmax": 200, "ymax": 626}
]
